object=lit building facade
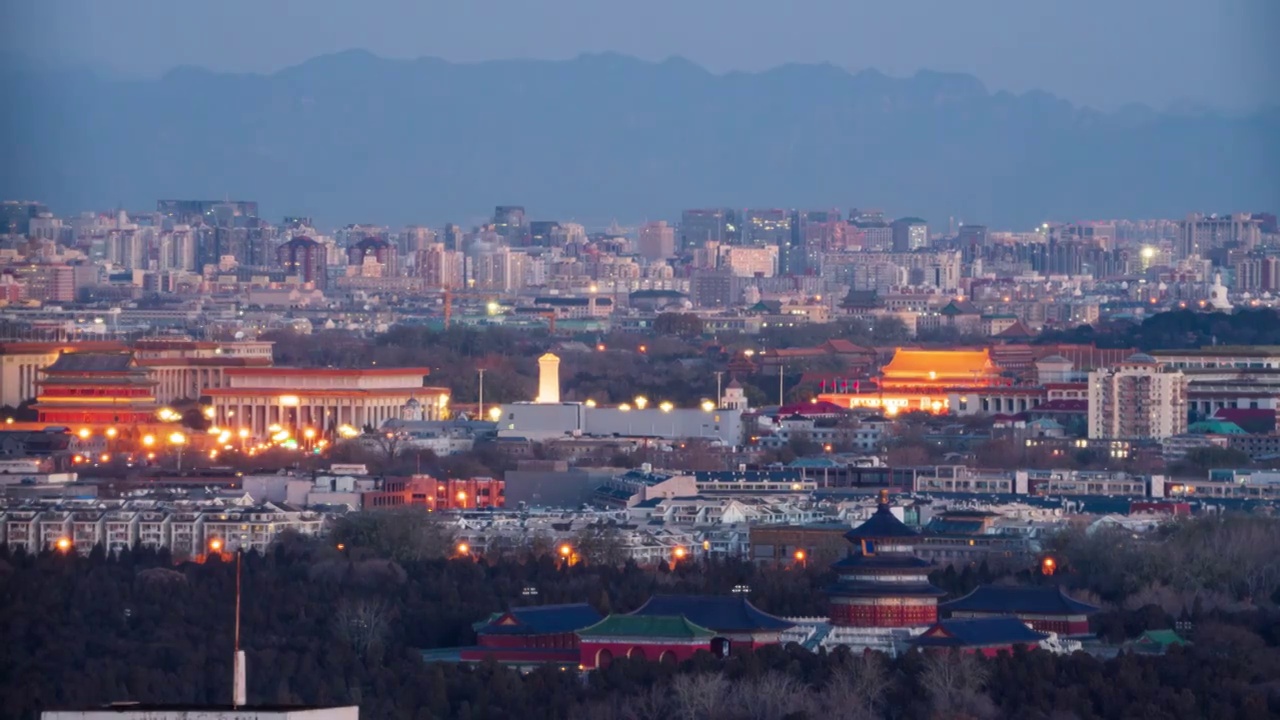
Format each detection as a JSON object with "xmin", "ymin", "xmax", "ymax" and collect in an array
[
  {"xmin": 205, "ymin": 367, "xmax": 447, "ymax": 438},
  {"xmin": 1088, "ymin": 354, "xmax": 1188, "ymax": 440}
]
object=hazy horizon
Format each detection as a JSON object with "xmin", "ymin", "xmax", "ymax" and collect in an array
[{"xmin": 3, "ymin": 0, "xmax": 1277, "ymax": 112}]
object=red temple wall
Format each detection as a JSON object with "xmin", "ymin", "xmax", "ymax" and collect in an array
[{"xmin": 578, "ymin": 640, "xmax": 708, "ymax": 670}]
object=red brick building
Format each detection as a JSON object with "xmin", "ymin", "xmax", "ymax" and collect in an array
[
  {"xmin": 362, "ymin": 475, "xmax": 505, "ymax": 510},
  {"xmin": 826, "ymin": 490, "xmax": 944, "ymax": 628}
]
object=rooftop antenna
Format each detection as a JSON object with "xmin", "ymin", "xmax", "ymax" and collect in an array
[{"xmin": 233, "ymin": 548, "xmax": 246, "ymax": 707}]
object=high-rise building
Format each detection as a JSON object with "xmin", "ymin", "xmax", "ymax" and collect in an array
[
  {"xmin": 417, "ymin": 243, "xmax": 464, "ymax": 289},
  {"xmin": 637, "ymin": 221, "xmax": 676, "ymax": 261},
  {"xmin": 743, "ymin": 209, "xmax": 792, "ymax": 246},
  {"xmin": 1, "ymin": 201, "xmax": 50, "ymax": 235},
  {"xmin": 719, "ymin": 245, "xmax": 778, "ymax": 278},
  {"xmin": 1177, "ymin": 213, "xmax": 1263, "ymax": 259},
  {"xmin": 528, "ymin": 221, "xmax": 561, "ymax": 247},
  {"xmin": 493, "ymin": 206, "xmax": 527, "ymax": 245},
  {"xmin": 1088, "ymin": 354, "xmax": 1188, "ymax": 440},
  {"xmin": 891, "ymin": 217, "xmax": 929, "ymax": 252},
  {"xmin": 442, "ymin": 223, "xmax": 463, "ymax": 252},
  {"xmin": 347, "ymin": 236, "xmax": 397, "ymax": 271},
  {"xmin": 680, "ymin": 208, "xmax": 739, "ymax": 249},
  {"xmin": 277, "ymin": 236, "xmax": 327, "ymax": 289},
  {"xmin": 21, "ymin": 264, "xmax": 76, "ymax": 302},
  {"xmin": 157, "ymin": 199, "xmax": 258, "ymax": 224}
]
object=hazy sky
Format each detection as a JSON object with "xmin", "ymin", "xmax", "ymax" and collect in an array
[{"xmin": 4, "ymin": 0, "xmax": 1277, "ymax": 111}]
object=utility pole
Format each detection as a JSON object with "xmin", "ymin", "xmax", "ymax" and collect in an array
[
  {"xmin": 714, "ymin": 371, "xmax": 724, "ymax": 406},
  {"xmin": 477, "ymin": 368, "xmax": 486, "ymax": 421}
]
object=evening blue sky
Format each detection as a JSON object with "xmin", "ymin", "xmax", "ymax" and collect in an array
[{"xmin": 3, "ymin": 0, "xmax": 1277, "ymax": 111}]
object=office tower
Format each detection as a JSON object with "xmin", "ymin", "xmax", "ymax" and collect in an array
[
  {"xmin": 742, "ymin": 208, "xmax": 791, "ymax": 246},
  {"xmin": 401, "ymin": 225, "xmax": 436, "ymax": 254},
  {"xmin": 797, "ymin": 209, "xmax": 844, "ymax": 274},
  {"xmin": 637, "ymin": 221, "xmax": 676, "ymax": 261},
  {"xmin": 493, "ymin": 206, "xmax": 527, "ymax": 245},
  {"xmin": 157, "ymin": 200, "xmax": 258, "ymax": 224},
  {"xmin": 719, "ymin": 245, "xmax": 779, "ymax": 277},
  {"xmin": 1177, "ymin": 213, "xmax": 1263, "ymax": 259},
  {"xmin": 680, "ymin": 208, "xmax": 739, "ymax": 249},
  {"xmin": 277, "ymin": 236, "xmax": 328, "ymax": 289},
  {"xmin": 891, "ymin": 217, "xmax": 929, "ymax": 252},
  {"xmin": 1088, "ymin": 354, "xmax": 1188, "ymax": 440},
  {"xmin": 529, "ymin": 221, "xmax": 561, "ymax": 247},
  {"xmin": 442, "ymin": 223, "xmax": 464, "ymax": 252},
  {"xmin": 0, "ymin": 201, "xmax": 50, "ymax": 235}
]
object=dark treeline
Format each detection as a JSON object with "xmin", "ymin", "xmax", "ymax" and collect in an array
[
  {"xmin": 4, "ymin": 517, "xmax": 1280, "ymax": 720},
  {"xmin": 1034, "ymin": 308, "xmax": 1280, "ymax": 351}
]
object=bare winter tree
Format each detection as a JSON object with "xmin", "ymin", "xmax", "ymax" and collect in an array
[
  {"xmin": 726, "ymin": 672, "xmax": 813, "ymax": 719},
  {"xmin": 821, "ymin": 652, "xmax": 890, "ymax": 720},
  {"xmin": 919, "ymin": 651, "xmax": 996, "ymax": 720},
  {"xmin": 618, "ymin": 685, "xmax": 672, "ymax": 720},
  {"xmin": 670, "ymin": 672, "xmax": 729, "ymax": 720},
  {"xmin": 332, "ymin": 597, "xmax": 391, "ymax": 657}
]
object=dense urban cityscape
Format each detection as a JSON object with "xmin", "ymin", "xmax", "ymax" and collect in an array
[
  {"xmin": 2, "ymin": 193, "xmax": 1279, "ymax": 719},
  {"xmin": 3, "ymin": 3, "xmax": 1279, "ymax": 719}
]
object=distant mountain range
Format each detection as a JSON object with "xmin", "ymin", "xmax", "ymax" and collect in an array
[{"xmin": 1, "ymin": 50, "xmax": 1276, "ymax": 229}]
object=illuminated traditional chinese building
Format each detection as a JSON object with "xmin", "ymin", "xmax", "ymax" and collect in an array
[
  {"xmin": 817, "ymin": 348, "xmax": 1008, "ymax": 414},
  {"xmin": 827, "ymin": 490, "xmax": 945, "ymax": 628},
  {"xmin": 33, "ymin": 352, "xmax": 159, "ymax": 425}
]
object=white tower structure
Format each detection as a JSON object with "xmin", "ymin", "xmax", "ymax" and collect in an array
[{"xmin": 536, "ymin": 353, "xmax": 561, "ymax": 404}]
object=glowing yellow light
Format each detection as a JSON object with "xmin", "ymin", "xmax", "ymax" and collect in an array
[
  {"xmin": 99, "ymin": 453, "xmax": 109, "ymax": 462},
  {"xmin": 701, "ymin": 400, "xmax": 716, "ymax": 412},
  {"xmin": 794, "ymin": 550, "xmax": 806, "ymax": 561},
  {"xmin": 168, "ymin": 432, "xmax": 186, "ymax": 445},
  {"xmin": 209, "ymin": 426, "xmax": 221, "ymax": 435},
  {"xmin": 673, "ymin": 547, "xmax": 687, "ymax": 560},
  {"xmin": 238, "ymin": 428, "xmax": 249, "ymax": 439},
  {"xmin": 456, "ymin": 542, "xmax": 470, "ymax": 555},
  {"xmin": 659, "ymin": 401, "xmax": 674, "ymax": 412},
  {"xmin": 618, "ymin": 403, "xmax": 631, "ymax": 412},
  {"xmin": 77, "ymin": 428, "xmax": 90, "ymax": 439},
  {"xmin": 559, "ymin": 544, "xmax": 572, "ymax": 557},
  {"xmin": 303, "ymin": 428, "xmax": 316, "ymax": 439},
  {"xmin": 634, "ymin": 396, "xmax": 648, "ymax": 410},
  {"xmin": 584, "ymin": 399, "xmax": 597, "ymax": 408},
  {"xmin": 142, "ymin": 435, "xmax": 156, "ymax": 447},
  {"xmin": 456, "ymin": 490, "xmax": 467, "ymax": 502},
  {"xmin": 56, "ymin": 537, "xmax": 71, "ymax": 551},
  {"xmin": 203, "ymin": 407, "xmax": 215, "ymax": 418},
  {"xmin": 209, "ymin": 538, "xmax": 223, "ymax": 552},
  {"xmin": 105, "ymin": 427, "xmax": 118, "ymax": 438},
  {"xmin": 268, "ymin": 424, "xmax": 283, "ymax": 433},
  {"xmin": 1141, "ymin": 246, "xmax": 1156, "ymax": 259},
  {"xmin": 488, "ymin": 407, "xmax": 502, "ymax": 421},
  {"xmin": 486, "ymin": 301, "xmax": 499, "ymax": 315},
  {"xmin": 278, "ymin": 395, "xmax": 300, "ymax": 407}
]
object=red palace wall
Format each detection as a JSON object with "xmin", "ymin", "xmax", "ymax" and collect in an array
[
  {"xmin": 478, "ymin": 632, "xmax": 578, "ymax": 649},
  {"xmin": 579, "ymin": 640, "xmax": 709, "ymax": 670},
  {"xmin": 829, "ymin": 601, "xmax": 937, "ymax": 628}
]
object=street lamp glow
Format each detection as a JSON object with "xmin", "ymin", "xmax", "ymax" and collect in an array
[
  {"xmin": 105, "ymin": 427, "xmax": 118, "ymax": 439},
  {"xmin": 238, "ymin": 428, "xmax": 250, "ymax": 439},
  {"xmin": 142, "ymin": 434, "xmax": 156, "ymax": 447},
  {"xmin": 77, "ymin": 428, "xmax": 91, "ymax": 440},
  {"xmin": 559, "ymin": 544, "xmax": 572, "ymax": 557},
  {"xmin": 584, "ymin": 399, "xmax": 597, "ymax": 408},
  {"xmin": 618, "ymin": 403, "xmax": 631, "ymax": 411},
  {"xmin": 168, "ymin": 432, "xmax": 186, "ymax": 445},
  {"xmin": 209, "ymin": 538, "xmax": 223, "ymax": 552},
  {"xmin": 303, "ymin": 428, "xmax": 316, "ymax": 439},
  {"xmin": 56, "ymin": 537, "xmax": 72, "ymax": 552},
  {"xmin": 673, "ymin": 546, "xmax": 687, "ymax": 560},
  {"xmin": 456, "ymin": 542, "xmax": 470, "ymax": 555},
  {"xmin": 488, "ymin": 407, "xmax": 502, "ymax": 421},
  {"xmin": 634, "ymin": 396, "xmax": 648, "ymax": 410},
  {"xmin": 659, "ymin": 401, "xmax": 674, "ymax": 413},
  {"xmin": 701, "ymin": 400, "xmax": 716, "ymax": 412}
]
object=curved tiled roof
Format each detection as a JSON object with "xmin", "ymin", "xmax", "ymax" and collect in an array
[
  {"xmin": 475, "ymin": 603, "xmax": 603, "ymax": 636},
  {"xmin": 911, "ymin": 617, "xmax": 1048, "ymax": 648},
  {"xmin": 843, "ymin": 502, "xmax": 919, "ymax": 541},
  {"xmin": 577, "ymin": 614, "xmax": 714, "ymax": 639},
  {"xmin": 629, "ymin": 594, "xmax": 793, "ymax": 632},
  {"xmin": 939, "ymin": 585, "xmax": 1100, "ymax": 615}
]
